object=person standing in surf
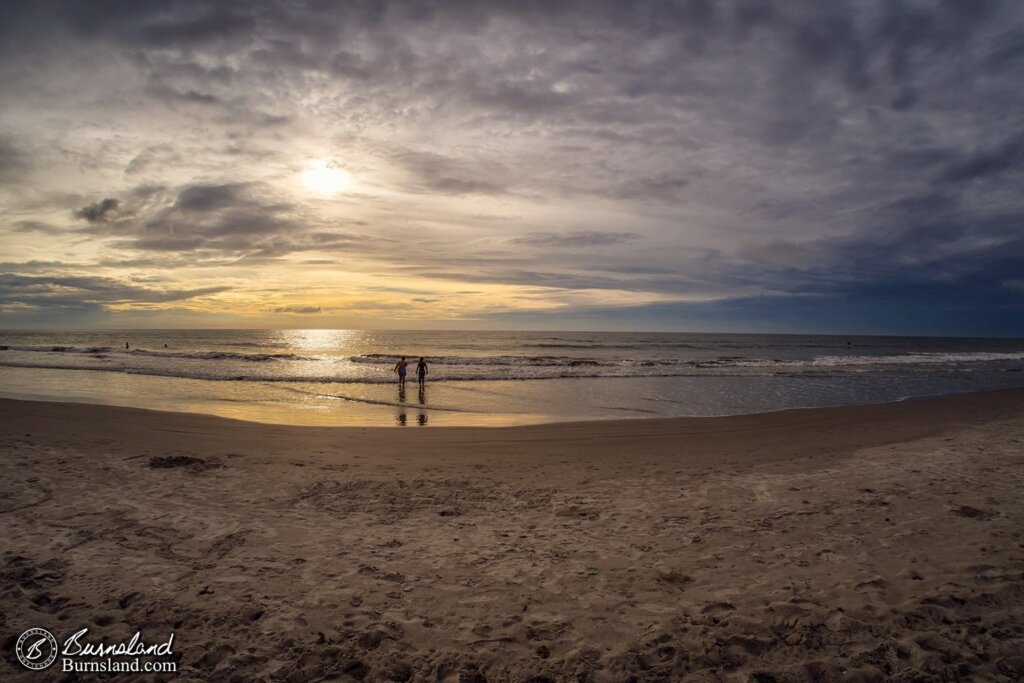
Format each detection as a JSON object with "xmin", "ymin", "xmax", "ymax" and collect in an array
[
  {"xmin": 394, "ymin": 356, "xmax": 409, "ymax": 389},
  {"xmin": 416, "ymin": 357, "xmax": 428, "ymax": 387}
]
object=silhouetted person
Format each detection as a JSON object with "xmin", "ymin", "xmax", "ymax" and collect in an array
[
  {"xmin": 394, "ymin": 356, "xmax": 408, "ymax": 388},
  {"xmin": 125, "ymin": 341, "xmax": 129, "ymax": 350},
  {"xmin": 416, "ymin": 357, "xmax": 428, "ymax": 387}
]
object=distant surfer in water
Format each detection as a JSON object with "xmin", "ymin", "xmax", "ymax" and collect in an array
[
  {"xmin": 416, "ymin": 357, "xmax": 428, "ymax": 387},
  {"xmin": 394, "ymin": 356, "xmax": 409, "ymax": 388}
]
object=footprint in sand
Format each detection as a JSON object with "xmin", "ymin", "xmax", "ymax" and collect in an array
[
  {"xmin": 855, "ymin": 577, "xmax": 888, "ymax": 592},
  {"xmin": 700, "ymin": 601, "xmax": 735, "ymax": 616},
  {"xmin": 656, "ymin": 569, "xmax": 694, "ymax": 589},
  {"xmin": 196, "ymin": 644, "xmax": 235, "ymax": 670},
  {"xmin": 951, "ymin": 505, "xmax": 996, "ymax": 520}
]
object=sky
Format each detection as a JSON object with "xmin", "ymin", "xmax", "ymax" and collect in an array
[{"xmin": 1, "ymin": 0, "xmax": 1022, "ymax": 335}]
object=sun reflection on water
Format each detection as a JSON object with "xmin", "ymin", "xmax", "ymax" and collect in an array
[{"xmin": 278, "ymin": 329, "xmax": 361, "ymax": 353}]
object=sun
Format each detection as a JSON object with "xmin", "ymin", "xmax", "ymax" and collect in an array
[{"xmin": 302, "ymin": 160, "xmax": 350, "ymax": 195}]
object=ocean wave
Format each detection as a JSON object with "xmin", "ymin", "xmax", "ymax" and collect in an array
[
  {"xmin": 349, "ymin": 353, "xmax": 679, "ymax": 367},
  {"xmin": 1, "ymin": 346, "xmax": 1022, "ymax": 384},
  {"xmin": 0, "ymin": 358, "xmax": 993, "ymax": 384},
  {"xmin": 522, "ymin": 343, "xmax": 643, "ymax": 350},
  {"xmin": 0, "ymin": 344, "xmax": 313, "ymax": 362},
  {"xmin": 0, "ymin": 358, "xmax": 758, "ymax": 381},
  {"xmin": 0, "ymin": 344, "xmax": 114, "ymax": 354},
  {"xmin": 809, "ymin": 351, "xmax": 1024, "ymax": 366},
  {"xmin": 129, "ymin": 349, "xmax": 314, "ymax": 362},
  {"xmin": 519, "ymin": 342, "xmax": 727, "ymax": 350},
  {"xmin": 351, "ymin": 350, "xmax": 1024, "ymax": 369}
]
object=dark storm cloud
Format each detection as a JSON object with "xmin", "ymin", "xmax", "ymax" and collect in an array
[
  {"xmin": 485, "ymin": 284, "xmax": 1023, "ymax": 337},
  {"xmin": 114, "ymin": 182, "xmax": 300, "ymax": 254},
  {"xmin": 0, "ymin": 2, "xmax": 1012, "ymax": 101},
  {"xmin": 73, "ymin": 198, "xmax": 120, "ymax": 223},
  {"xmin": 137, "ymin": 5, "xmax": 255, "ymax": 47},
  {"xmin": 2, "ymin": 2, "xmax": 1011, "ymax": 146},
  {"xmin": 0, "ymin": 273, "xmax": 229, "ymax": 308},
  {"xmin": 512, "ymin": 231, "xmax": 641, "ymax": 248},
  {"xmin": 77, "ymin": 181, "xmax": 391, "ymax": 262},
  {"xmin": 935, "ymin": 132, "xmax": 1024, "ymax": 184},
  {"xmin": 0, "ymin": 1, "xmax": 254, "ymax": 48},
  {"xmin": 985, "ymin": 28, "xmax": 1024, "ymax": 70},
  {"xmin": 174, "ymin": 183, "xmax": 250, "ymax": 212},
  {"xmin": 735, "ymin": 197, "xmax": 1024, "ymax": 320}
]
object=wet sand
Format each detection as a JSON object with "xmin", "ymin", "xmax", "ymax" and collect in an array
[{"xmin": 2, "ymin": 391, "xmax": 1023, "ymax": 681}]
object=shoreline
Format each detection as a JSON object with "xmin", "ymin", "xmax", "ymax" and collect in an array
[
  {"xmin": 2, "ymin": 373, "xmax": 1024, "ymax": 429},
  {"xmin": 1, "ymin": 384, "xmax": 1022, "ymax": 431},
  {"xmin": 2, "ymin": 389, "xmax": 1023, "ymax": 680},
  {"xmin": 3, "ymin": 389, "xmax": 1024, "ymax": 468},
  {"xmin": 4, "ymin": 330, "xmax": 1024, "ymax": 427}
]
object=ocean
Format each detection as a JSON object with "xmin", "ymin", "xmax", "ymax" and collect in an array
[{"xmin": 1, "ymin": 329, "xmax": 1023, "ymax": 426}]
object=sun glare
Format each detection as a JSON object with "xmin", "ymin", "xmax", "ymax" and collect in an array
[{"xmin": 302, "ymin": 160, "xmax": 350, "ymax": 195}]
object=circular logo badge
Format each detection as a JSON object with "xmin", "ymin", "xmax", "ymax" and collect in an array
[{"xmin": 16, "ymin": 628, "xmax": 58, "ymax": 670}]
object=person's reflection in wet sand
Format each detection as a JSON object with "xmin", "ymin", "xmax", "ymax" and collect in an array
[
  {"xmin": 417, "ymin": 384, "xmax": 428, "ymax": 425},
  {"xmin": 396, "ymin": 384, "xmax": 407, "ymax": 425}
]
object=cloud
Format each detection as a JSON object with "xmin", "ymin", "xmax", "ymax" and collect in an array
[
  {"xmin": 124, "ymin": 145, "xmax": 182, "ymax": 176},
  {"xmin": 395, "ymin": 151, "xmax": 510, "ymax": 196},
  {"xmin": 608, "ymin": 176, "xmax": 690, "ymax": 202},
  {"xmin": 0, "ymin": 134, "xmax": 27, "ymax": 181},
  {"xmin": 936, "ymin": 133, "xmax": 1024, "ymax": 184},
  {"xmin": 135, "ymin": 5, "xmax": 256, "ymax": 47},
  {"xmin": 174, "ymin": 183, "xmax": 249, "ymax": 212},
  {"xmin": 112, "ymin": 182, "xmax": 298, "ymax": 254},
  {"xmin": 13, "ymin": 220, "xmax": 66, "ymax": 235},
  {"xmin": 0, "ymin": 273, "xmax": 229, "ymax": 309},
  {"xmin": 73, "ymin": 198, "xmax": 121, "ymax": 223},
  {"xmin": 1, "ymin": 1, "xmax": 1023, "ymax": 332},
  {"xmin": 66, "ymin": 181, "xmax": 394, "ymax": 264},
  {"xmin": 512, "ymin": 231, "xmax": 641, "ymax": 248},
  {"xmin": 273, "ymin": 305, "xmax": 321, "ymax": 314}
]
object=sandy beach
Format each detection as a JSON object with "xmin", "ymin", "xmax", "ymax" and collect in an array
[{"xmin": 2, "ymin": 390, "xmax": 1023, "ymax": 682}]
